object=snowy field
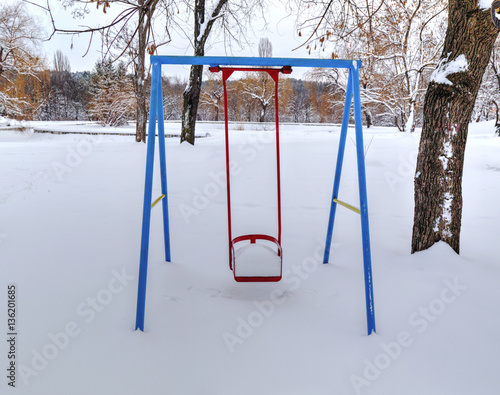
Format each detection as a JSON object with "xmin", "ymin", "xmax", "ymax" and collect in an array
[{"xmin": 1, "ymin": 121, "xmax": 500, "ymax": 394}]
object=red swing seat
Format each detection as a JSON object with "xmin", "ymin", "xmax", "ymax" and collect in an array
[
  {"xmin": 231, "ymin": 234, "xmax": 283, "ymax": 282},
  {"xmin": 211, "ymin": 65, "xmax": 291, "ymax": 283}
]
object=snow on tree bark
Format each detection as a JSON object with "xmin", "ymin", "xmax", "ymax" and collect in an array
[{"xmin": 412, "ymin": 0, "xmax": 499, "ymax": 254}]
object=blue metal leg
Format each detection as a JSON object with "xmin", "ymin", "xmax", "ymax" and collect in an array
[
  {"xmin": 135, "ymin": 63, "xmax": 161, "ymax": 331},
  {"xmin": 323, "ymin": 71, "xmax": 354, "ymax": 264},
  {"xmin": 156, "ymin": 72, "xmax": 171, "ymax": 262},
  {"xmin": 352, "ymin": 66, "xmax": 376, "ymax": 335}
]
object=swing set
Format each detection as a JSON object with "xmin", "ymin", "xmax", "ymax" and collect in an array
[
  {"xmin": 135, "ymin": 56, "xmax": 376, "ymax": 335},
  {"xmin": 211, "ymin": 64, "xmax": 291, "ymax": 282}
]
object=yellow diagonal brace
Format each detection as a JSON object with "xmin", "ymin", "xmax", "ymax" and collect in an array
[
  {"xmin": 334, "ymin": 198, "xmax": 360, "ymax": 214},
  {"xmin": 151, "ymin": 194, "xmax": 165, "ymax": 209}
]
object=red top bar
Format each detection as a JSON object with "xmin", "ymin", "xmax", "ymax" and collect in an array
[{"xmin": 209, "ymin": 66, "xmax": 293, "ymax": 74}]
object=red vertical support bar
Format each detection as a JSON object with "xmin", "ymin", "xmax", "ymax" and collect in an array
[
  {"xmin": 218, "ymin": 66, "xmax": 285, "ymax": 268},
  {"xmin": 269, "ymin": 71, "xmax": 282, "ymax": 250},
  {"xmin": 222, "ymin": 69, "xmax": 234, "ymax": 269}
]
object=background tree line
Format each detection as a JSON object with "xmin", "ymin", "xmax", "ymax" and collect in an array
[
  {"xmin": 8, "ymin": 54, "xmax": 500, "ymax": 130},
  {"xmin": 0, "ymin": 46, "xmax": 353, "ymax": 126},
  {"xmin": 2, "ymin": 1, "xmax": 500, "ymax": 132}
]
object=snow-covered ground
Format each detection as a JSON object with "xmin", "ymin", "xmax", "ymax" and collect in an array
[{"xmin": 1, "ymin": 121, "xmax": 500, "ymax": 394}]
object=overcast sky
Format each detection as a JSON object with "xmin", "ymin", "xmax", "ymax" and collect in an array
[{"xmin": 20, "ymin": 0, "xmax": 313, "ymax": 79}]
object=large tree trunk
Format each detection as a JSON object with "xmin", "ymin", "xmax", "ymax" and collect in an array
[
  {"xmin": 259, "ymin": 104, "xmax": 267, "ymax": 123},
  {"xmin": 134, "ymin": 0, "xmax": 154, "ymax": 143},
  {"xmin": 412, "ymin": 1, "xmax": 499, "ymax": 254},
  {"xmin": 180, "ymin": 0, "xmax": 229, "ymax": 145},
  {"xmin": 364, "ymin": 110, "xmax": 372, "ymax": 129},
  {"xmin": 181, "ymin": 64, "xmax": 204, "ymax": 145},
  {"xmin": 180, "ymin": 0, "xmax": 207, "ymax": 145},
  {"xmin": 135, "ymin": 42, "xmax": 147, "ymax": 143},
  {"xmin": 136, "ymin": 89, "xmax": 147, "ymax": 143}
]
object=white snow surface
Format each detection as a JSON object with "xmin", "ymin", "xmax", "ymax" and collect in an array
[
  {"xmin": 233, "ymin": 243, "xmax": 281, "ymax": 277},
  {"xmin": 431, "ymin": 54, "xmax": 469, "ymax": 85},
  {"xmin": 2, "ymin": 121, "xmax": 500, "ymax": 394},
  {"xmin": 479, "ymin": 0, "xmax": 493, "ymax": 10}
]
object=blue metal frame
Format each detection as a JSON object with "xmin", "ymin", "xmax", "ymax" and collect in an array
[
  {"xmin": 135, "ymin": 63, "xmax": 170, "ymax": 331},
  {"xmin": 322, "ymin": 65, "xmax": 375, "ymax": 334},
  {"xmin": 135, "ymin": 56, "xmax": 375, "ymax": 335},
  {"xmin": 149, "ymin": 55, "xmax": 360, "ymax": 69},
  {"xmin": 323, "ymin": 71, "xmax": 353, "ymax": 264}
]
